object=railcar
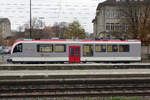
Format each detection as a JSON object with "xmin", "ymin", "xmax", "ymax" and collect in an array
[{"xmin": 8, "ymin": 39, "xmax": 141, "ymax": 63}]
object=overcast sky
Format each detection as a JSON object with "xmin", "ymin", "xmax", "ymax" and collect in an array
[{"xmin": 0, "ymin": 0, "xmax": 106, "ymax": 33}]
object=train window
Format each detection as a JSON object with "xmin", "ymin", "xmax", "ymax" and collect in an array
[
  {"xmin": 107, "ymin": 45, "xmax": 112, "ymax": 52},
  {"xmin": 70, "ymin": 48, "xmax": 74, "ymax": 56},
  {"xmin": 37, "ymin": 44, "xmax": 53, "ymax": 53},
  {"xmin": 95, "ymin": 44, "xmax": 106, "ymax": 52},
  {"xmin": 13, "ymin": 43, "xmax": 22, "ymax": 53},
  {"xmin": 107, "ymin": 45, "xmax": 118, "ymax": 52},
  {"xmin": 119, "ymin": 45, "xmax": 129, "ymax": 52},
  {"xmin": 55, "ymin": 44, "xmax": 66, "ymax": 53},
  {"xmin": 75, "ymin": 48, "xmax": 79, "ymax": 56},
  {"xmin": 112, "ymin": 45, "xmax": 118, "ymax": 52},
  {"xmin": 83, "ymin": 45, "xmax": 93, "ymax": 57}
]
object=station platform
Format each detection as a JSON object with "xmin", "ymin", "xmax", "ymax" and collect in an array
[
  {"xmin": 0, "ymin": 63, "xmax": 150, "ymax": 70},
  {"xmin": 1, "ymin": 63, "xmax": 150, "ymax": 67},
  {"xmin": 0, "ymin": 69, "xmax": 150, "ymax": 77}
]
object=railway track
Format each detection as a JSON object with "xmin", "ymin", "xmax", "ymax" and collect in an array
[{"xmin": 1, "ymin": 77, "xmax": 150, "ymax": 99}]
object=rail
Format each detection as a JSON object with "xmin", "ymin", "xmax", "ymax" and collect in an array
[{"xmin": 0, "ymin": 77, "xmax": 150, "ymax": 99}]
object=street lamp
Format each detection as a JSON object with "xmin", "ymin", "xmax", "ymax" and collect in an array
[{"xmin": 30, "ymin": 0, "xmax": 32, "ymax": 39}]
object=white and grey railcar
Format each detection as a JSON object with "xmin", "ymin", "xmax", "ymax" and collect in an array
[{"xmin": 9, "ymin": 39, "xmax": 141, "ymax": 63}]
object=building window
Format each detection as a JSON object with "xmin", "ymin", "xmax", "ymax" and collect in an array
[
  {"xmin": 83, "ymin": 45, "xmax": 93, "ymax": 57},
  {"xmin": 115, "ymin": 23, "xmax": 120, "ymax": 31},
  {"xmin": 111, "ymin": 23, "xmax": 115, "ymax": 31},
  {"xmin": 116, "ymin": 10, "xmax": 120, "ymax": 18},
  {"xmin": 13, "ymin": 43, "xmax": 22, "ymax": 53},
  {"xmin": 106, "ymin": 23, "xmax": 128, "ymax": 32},
  {"xmin": 119, "ymin": 45, "xmax": 129, "ymax": 52},
  {"xmin": 106, "ymin": 23, "xmax": 111, "ymax": 31},
  {"xmin": 122, "ymin": 23, "xmax": 128, "ymax": 32},
  {"xmin": 107, "ymin": 45, "xmax": 118, "ymax": 52},
  {"xmin": 125, "ymin": 24, "xmax": 128, "ymax": 32},
  {"xmin": 37, "ymin": 44, "xmax": 53, "ymax": 53},
  {"xmin": 106, "ymin": 10, "xmax": 120, "ymax": 18},
  {"xmin": 55, "ymin": 44, "xmax": 66, "ymax": 53},
  {"xmin": 110, "ymin": 11, "xmax": 113, "ymax": 18},
  {"xmin": 105, "ymin": 10, "xmax": 110, "ymax": 18},
  {"xmin": 103, "ymin": 23, "xmax": 128, "ymax": 32},
  {"xmin": 95, "ymin": 44, "xmax": 106, "ymax": 52},
  {"xmin": 106, "ymin": 23, "xmax": 119, "ymax": 31}
]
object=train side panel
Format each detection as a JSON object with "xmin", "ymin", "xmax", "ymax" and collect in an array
[
  {"xmin": 84, "ymin": 43, "xmax": 141, "ymax": 62},
  {"xmin": 11, "ymin": 42, "xmax": 69, "ymax": 63}
]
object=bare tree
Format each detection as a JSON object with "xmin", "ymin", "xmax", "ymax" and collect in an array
[
  {"xmin": 24, "ymin": 17, "xmax": 45, "ymax": 29},
  {"xmin": 118, "ymin": 0, "xmax": 150, "ymax": 41},
  {"xmin": 23, "ymin": 17, "xmax": 47, "ymax": 39},
  {"xmin": 52, "ymin": 22, "xmax": 68, "ymax": 39}
]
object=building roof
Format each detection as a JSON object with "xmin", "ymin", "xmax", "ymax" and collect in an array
[
  {"xmin": 96, "ymin": 0, "xmax": 116, "ymax": 10},
  {"xmin": 0, "ymin": 18, "xmax": 10, "ymax": 24},
  {"xmin": 96, "ymin": 0, "xmax": 150, "ymax": 10}
]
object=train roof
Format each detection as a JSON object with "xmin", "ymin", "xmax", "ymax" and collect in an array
[
  {"xmin": 14, "ymin": 39, "xmax": 141, "ymax": 43},
  {"xmin": 12, "ymin": 39, "xmax": 141, "ymax": 48}
]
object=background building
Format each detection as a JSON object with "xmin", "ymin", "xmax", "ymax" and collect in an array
[
  {"xmin": 0, "ymin": 18, "xmax": 11, "ymax": 38},
  {"xmin": 92, "ymin": 0, "xmax": 148, "ymax": 39}
]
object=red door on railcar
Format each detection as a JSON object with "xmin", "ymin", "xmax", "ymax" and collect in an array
[{"xmin": 69, "ymin": 46, "xmax": 80, "ymax": 63}]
